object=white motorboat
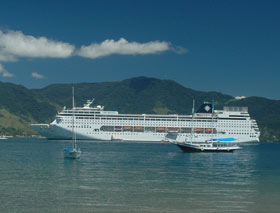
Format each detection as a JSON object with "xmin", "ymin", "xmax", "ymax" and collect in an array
[
  {"xmin": 167, "ymin": 100, "xmax": 241, "ymax": 152},
  {"xmin": 176, "ymin": 138, "xmax": 241, "ymax": 152}
]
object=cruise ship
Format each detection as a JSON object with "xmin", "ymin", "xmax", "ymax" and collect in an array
[{"xmin": 30, "ymin": 100, "xmax": 260, "ymax": 142}]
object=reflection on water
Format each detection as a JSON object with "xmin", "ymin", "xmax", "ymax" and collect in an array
[{"xmin": 0, "ymin": 139, "xmax": 280, "ymax": 212}]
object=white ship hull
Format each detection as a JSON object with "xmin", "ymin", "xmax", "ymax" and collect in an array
[
  {"xmin": 31, "ymin": 124, "xmax": 167, "ymax": 141},
  {"xmin": 30, "ymin": 123, "xmax": 259, "ymax": 143}
]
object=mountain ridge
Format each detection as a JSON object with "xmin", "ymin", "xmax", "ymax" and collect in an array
[{"xmin": 0, "ymin": 77, "xmax": 279, "ymax": 141}]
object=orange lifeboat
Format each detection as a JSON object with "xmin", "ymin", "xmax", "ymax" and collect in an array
[
  {"xmin": 123, "ymin": 126, "xmax": 132, "ymax": 129},
  {"xmin": 134, "ymin": 126, "xmax": 144, "ymax": 132},
  {"xmin": 156, "ymin": 127, "xmax": 165, "ymax": 132}
]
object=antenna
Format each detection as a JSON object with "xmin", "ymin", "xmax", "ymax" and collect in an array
[
  {"xmin": 192, "ymin": 99, "xmax": 195, "ymax": 114},
  {"xmin": 211, "ymin": 100, "xmax": 214, "ymax": 136}
]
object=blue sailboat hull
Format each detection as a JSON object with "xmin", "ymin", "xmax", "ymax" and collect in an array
[{"xmin": 64, "ymin": 147, "xmax": 81, "ymax": 159}]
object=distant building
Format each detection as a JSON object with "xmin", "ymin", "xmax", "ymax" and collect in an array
[{"xmin": 235, "ymin": 96, "xmax": 246, "ymax": 100}]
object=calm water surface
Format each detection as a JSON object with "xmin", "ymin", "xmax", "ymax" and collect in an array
[{"xmin": 0, "ymin": 139, "xmax": 280, "ymax": 213}]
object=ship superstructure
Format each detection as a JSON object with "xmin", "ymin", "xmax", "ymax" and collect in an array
[{"xmin": 31, "ymin": 100, "xmax": 260, "ymax": 142}]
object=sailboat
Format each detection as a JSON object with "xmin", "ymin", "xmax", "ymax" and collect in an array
[{"xmin": 64, "ymin": 86, "xmax": 82, "ymax": 159}]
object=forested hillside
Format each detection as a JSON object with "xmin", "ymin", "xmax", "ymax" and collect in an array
[{"xmin": 0, "ymin": 77, "xmax": 279, "ymax": 141}]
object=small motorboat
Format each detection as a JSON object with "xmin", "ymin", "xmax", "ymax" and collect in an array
[{"xmin": 176, "ymin": 138, "xmax": 241, "ymax": 152}]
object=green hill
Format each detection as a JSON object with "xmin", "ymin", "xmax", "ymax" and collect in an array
[
  {"xmin": 0, "ymin": 82, "xmax": 57, "ymax": 136},
  {"xmin": 0, "ymin": 77, "xmax": 279, "ymax": 141}
]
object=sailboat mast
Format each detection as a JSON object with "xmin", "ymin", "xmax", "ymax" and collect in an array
[
  {"xmin": 190, "ymin": 99, "xmax": 195, "ymax": 144},
  {"xmin": 72, "ymin": 85, "xmax": 76, "ymax": 148},
  {"xmin": 72, "ymin": 86, "xmax": 75, "ymax": 109}
]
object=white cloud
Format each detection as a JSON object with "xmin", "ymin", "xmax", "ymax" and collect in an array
[
  {"xmin": 31, "ymin": 72, "xmax": 46, "ymax": 79},
  {"xmin": 171, "ymin": 46, "xmax": 188, "ymax": 54},
  {"xmin": 0, "ymin": 64, "xmax": 14, "ymax": 77},
  {"xmin": 0, "ymin": 54, "xmax": 17, "ymax": 62},
  {"xmin": 0, "ymin": 30, "xmax": 75, "ymax": 61},
  {"xmin": 76, "ymin": 38, "xmax": 171, "ymax": 59},
  {"xmin": 0, "ymin": 30, "xmax": 187, "ymax": 78}
]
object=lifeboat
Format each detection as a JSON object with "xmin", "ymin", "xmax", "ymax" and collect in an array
[
  {"xmin": 134, "ymin": 126, "xmax": 144, "ymax": 132},
  {"xmin": 156, "ymin": 127, "xmax": 165, "ymax": 132},
  {"xmin": 123, "ymin": 126, "xmax": 132, "ymax": 129},
  {"xmin": 194, "ymin": 128, "xmax": 204, "ymax": 133},
  {"xmin": 123, "ymin": 126, "xmax": 132, "ymax": 131}
]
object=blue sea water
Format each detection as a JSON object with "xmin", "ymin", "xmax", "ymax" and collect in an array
[{"xmin": 0, "ymin": 139, "xmax": 280, "ymax": 213}]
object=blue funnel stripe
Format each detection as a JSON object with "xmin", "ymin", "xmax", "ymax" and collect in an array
[{"xmin": 210, "ymin": 137, "xmax": 236, "ymax": 142}]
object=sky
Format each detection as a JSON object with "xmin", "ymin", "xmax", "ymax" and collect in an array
[{"xmin": 0, "ymin": 0, "xmax": 280, "ymax": 99}]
